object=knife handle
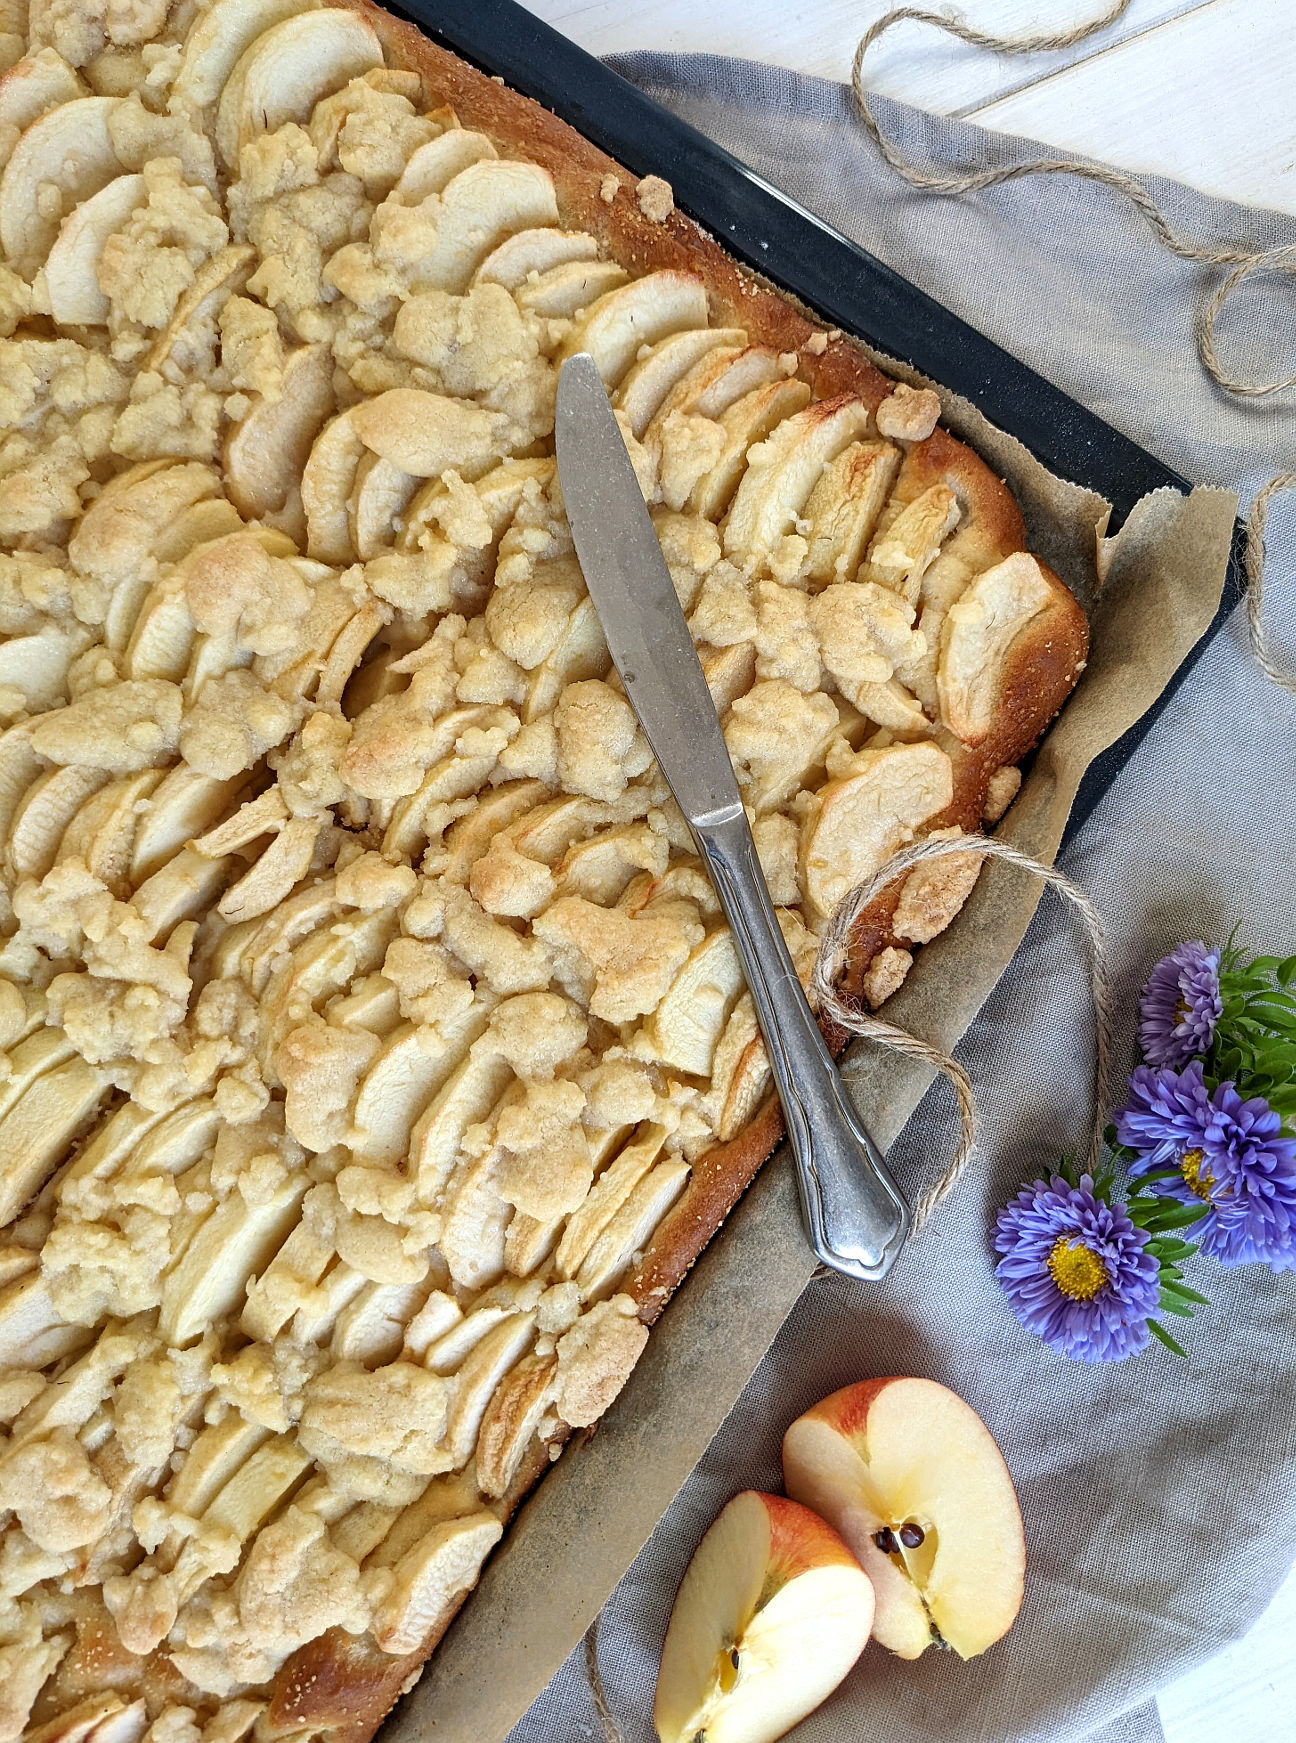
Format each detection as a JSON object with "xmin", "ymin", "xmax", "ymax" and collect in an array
[{"xmin": 693, "ymin": 808, "xmax": 910, "ymax": 1282}]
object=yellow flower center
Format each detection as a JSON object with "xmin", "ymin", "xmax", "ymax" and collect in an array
[
  {"xmin": 1047, "ymin": 1237, "xmax": 1109, "ymax": 1301},
  {"xmin": 1180, "ymin": 1148, "xmax": 1215, "ymax": 1201}
]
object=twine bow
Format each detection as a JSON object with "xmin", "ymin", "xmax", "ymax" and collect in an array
[{"xmin": 811, "ymin": 833, "xmax": 1111, "ymax": 1236}]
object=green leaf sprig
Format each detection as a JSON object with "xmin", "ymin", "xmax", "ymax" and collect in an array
[
  {"xmin": 1207, "ymin": 939, "xmax": 1296, "ymax": 1113},
  {"xmin": 1089, "ymin": 1137, "xmax": 1211, "ymax": 1358}
]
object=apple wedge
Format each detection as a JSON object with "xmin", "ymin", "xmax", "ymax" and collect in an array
[
  {"xmin": 349, "ymin": 451, "xmax": 420, "ymax": 560},
  {"xmin": 215, "ymin": 10, "xmax": 383, "ymax": 169},
  {"xmin": 393, "ymin": 128, "xmax": 497, "ymax": 203},
  {"xmin": 514, "ymin": 258, "xmax": 629, "ymax": 319},
  {"xmin": 0, "ymin": 49, "xmax": 84, "ymax": 175},
  {"xmin": 723, "ymin": 395, "xmax": 872, "ymax": 572},
  {"xmin": 473, "ymin": 225, "xmax": 597, "ymax": 291},
  {"xmin": 802, "ymin": 440, "xmax": 902, "ymax": 588},
  {"xmin": 224, "ymin": 341, "xmax": 335, "ymax": 521},
  {"xmin": 654, "ymin": 1490, "xmax": 873, "ymax": 1743},
  {"xmin": 640, "ymin": 928, "xmax": 745, "ymax": 1077},
  {"xmin": 782, "ymin": 1378, "xmax": 1025, "ymax": 1661},
  {"xmin": 69, "ymin": 459, "xmax": 221, "ymax": 589},
  {"xmin": 0, "ymin": 621, "xmax": 84, "ymax": 713},
  {"xmin": 647, "ymin": 343, "xmax": 784, "ymax": 436},
  {"xmin": 303, "ymin": 408, "xmax": 366, "ymax": 564},
  {"xmin": 168, "ymin": 0, "xmax": 320, "ymax": 117},
  {"xmin": 798, "ymin": 741, "xmax": 952, "ymax": 921},
  {"xmin": 688, "ymin": 377, "xmax": 812, "ymax": 522},
  {"xmin": 350, "ymin": 388, "xmax": 508, "ymax": 480},
  {"xmin": 41, "ymin": 171, "xmax": 145, "ymax": 324},
  {"xmin": 0, "ymin": 94, "xmax": 122, "ymax": 265},
  {"xmin": 615, "ymin": 327, "xmax": 747, "ymax": 438},
  {"xmin": 560, "ymin": 270, "xmax": 711, "ymax": 388},
  {"xmin": 145, "ymin": 242, "xmax": 255, "ymax": 376},
  {"xmin": 937, "ymin": 552, "xmax": 1056, "ymax": 746},
  {"xmin": 411, "ymin": 157, "xmax": 560, "ymax": 293}
]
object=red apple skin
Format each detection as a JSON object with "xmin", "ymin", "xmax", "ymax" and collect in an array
[
  {"xmin": 783, "ymin": 1377, "xmax": 1026, "ymax": 1662},
  {"xmin": 761, "ymin": 1490, "xmax": 864, "ymax": 1588}
]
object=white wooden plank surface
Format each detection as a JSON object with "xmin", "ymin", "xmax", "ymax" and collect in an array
[
  {"xmin": 515, "ymin": 4, "xmax": 1296, "ymax": 1740},
  {"xmin": 975, "ymin": 0, "xmax": 1296, "ymax": 212},
  {"xmin": 520, "ymin": 0, "xmax": 1296, "ymax": 214},
  {"xmin": 520, "ymin": 0, "xmax": 1207, "ymax": 108},
  {"xmin": 1159, "ymin": 1560, "xmax": 1296, "ymax": 1743}
]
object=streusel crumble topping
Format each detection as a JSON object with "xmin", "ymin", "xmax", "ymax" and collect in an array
[{"xmin": 0, "ymin": 4, "xmax": 1076, "ymax": 1736}]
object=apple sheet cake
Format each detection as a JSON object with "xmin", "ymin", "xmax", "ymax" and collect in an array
[{"xmin": 0, "ymin": 2, "xmax": 1089, "ymax": 1738}]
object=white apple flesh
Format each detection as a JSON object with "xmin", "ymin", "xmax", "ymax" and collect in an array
[
  {"xmin": 654, "ymin": 1489, "xmax": 874, "ymax": 1743},
  {"xmin": 782, "ymin": 1377, "xmax": 1025, "ymax": 1661}
]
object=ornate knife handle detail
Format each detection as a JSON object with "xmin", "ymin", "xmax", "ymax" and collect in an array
[{"xmin": 694, "ymin": 806, "xmax": 910, "ymax": 1281}]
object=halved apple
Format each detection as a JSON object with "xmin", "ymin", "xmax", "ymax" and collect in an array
[
  {"xmin": 215, "ymin": 9, "xmax": 383, "ymax": 169},
  {"xmin": 0, "ymin": 49, "xmax": 85, "ymax": 176},
  {"xmin": 0, "ymin": 94, "xmax": 122, "ymax": 265},
  {"xmin": 782, "ymin": 1378, "xmax": 1025, "ymax": 1660},
  {"xmin": 393, "ymin": 128, "xmax": 496, "ymax": 203},
  {"xmin": 473, "ymin": 225, "xmax": 597, "ymax": 292},
  {"xmin": 514, "ymin": 258, "xmax": 629, "ymax": 319},
  {"xmin": 654, "ymin": 1490, "xmax": 873, "ymax": 1743},
  {"xmin": 168, "ymin": 0, "xmax": 320, "ymax": 116},
  {"xmin": 411, "ymin": 157, "xmax": 560, "ymax": 293},
  {"xmin": 559, "ymin": 270, "xmax": 710, "ymax": 388}
]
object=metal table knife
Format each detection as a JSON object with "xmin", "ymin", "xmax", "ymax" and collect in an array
[{"xmin": 554, "ymin": 352, "xmax": 909, "ymax": 1281}]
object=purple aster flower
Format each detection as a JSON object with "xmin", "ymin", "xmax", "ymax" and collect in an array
[
  {"xmin": 1117, "ymin": 1061, "xmax": 1296, "ymax": 1272},
  {"xmin": 993, "ymin": 1174, "xmax": 1161, "ymax": 1363},
  {"xmin": 1138, "ymin": 941, "xmax": 1222, "ymax": 1068},
  {"xmin": 1115, "ymin": 1058, "xmax": 1215, "ymax": 1163}
]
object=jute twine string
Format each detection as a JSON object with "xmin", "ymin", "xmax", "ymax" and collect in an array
[
  {"xmin": 853, "ymin": 3, "xmax": 1296, "ymax": 689},
  {"xmin": 812, "ymin": 833, "xmax": 1112, "ymax": 1233},
  {"xmin": 583, "ymin": 1614, "xmax": 620, "ymax": 1743},
  {"xmin": 1245, "ymin": 474, "xmax": 1296, "ymax": 694}
]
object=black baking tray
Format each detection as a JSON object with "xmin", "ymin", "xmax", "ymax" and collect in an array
[{"xmin": 392, "ymin": 0, "xmax": 1244, "ymax": 844}]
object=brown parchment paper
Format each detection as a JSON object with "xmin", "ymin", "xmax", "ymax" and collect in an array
[{"xmin": 383, "ymin": 366, "xmax": 1238, "ymax": 1742}]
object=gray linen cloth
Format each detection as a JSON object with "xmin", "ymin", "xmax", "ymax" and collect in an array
[{"xmin": 504, "ymin": 55, "xmax": 1296, "ymax": 1743}]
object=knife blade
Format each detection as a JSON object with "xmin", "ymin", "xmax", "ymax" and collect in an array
[{"xmin": 555, "ymin": 351, "xmax": 910, "ymax": 1281}]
